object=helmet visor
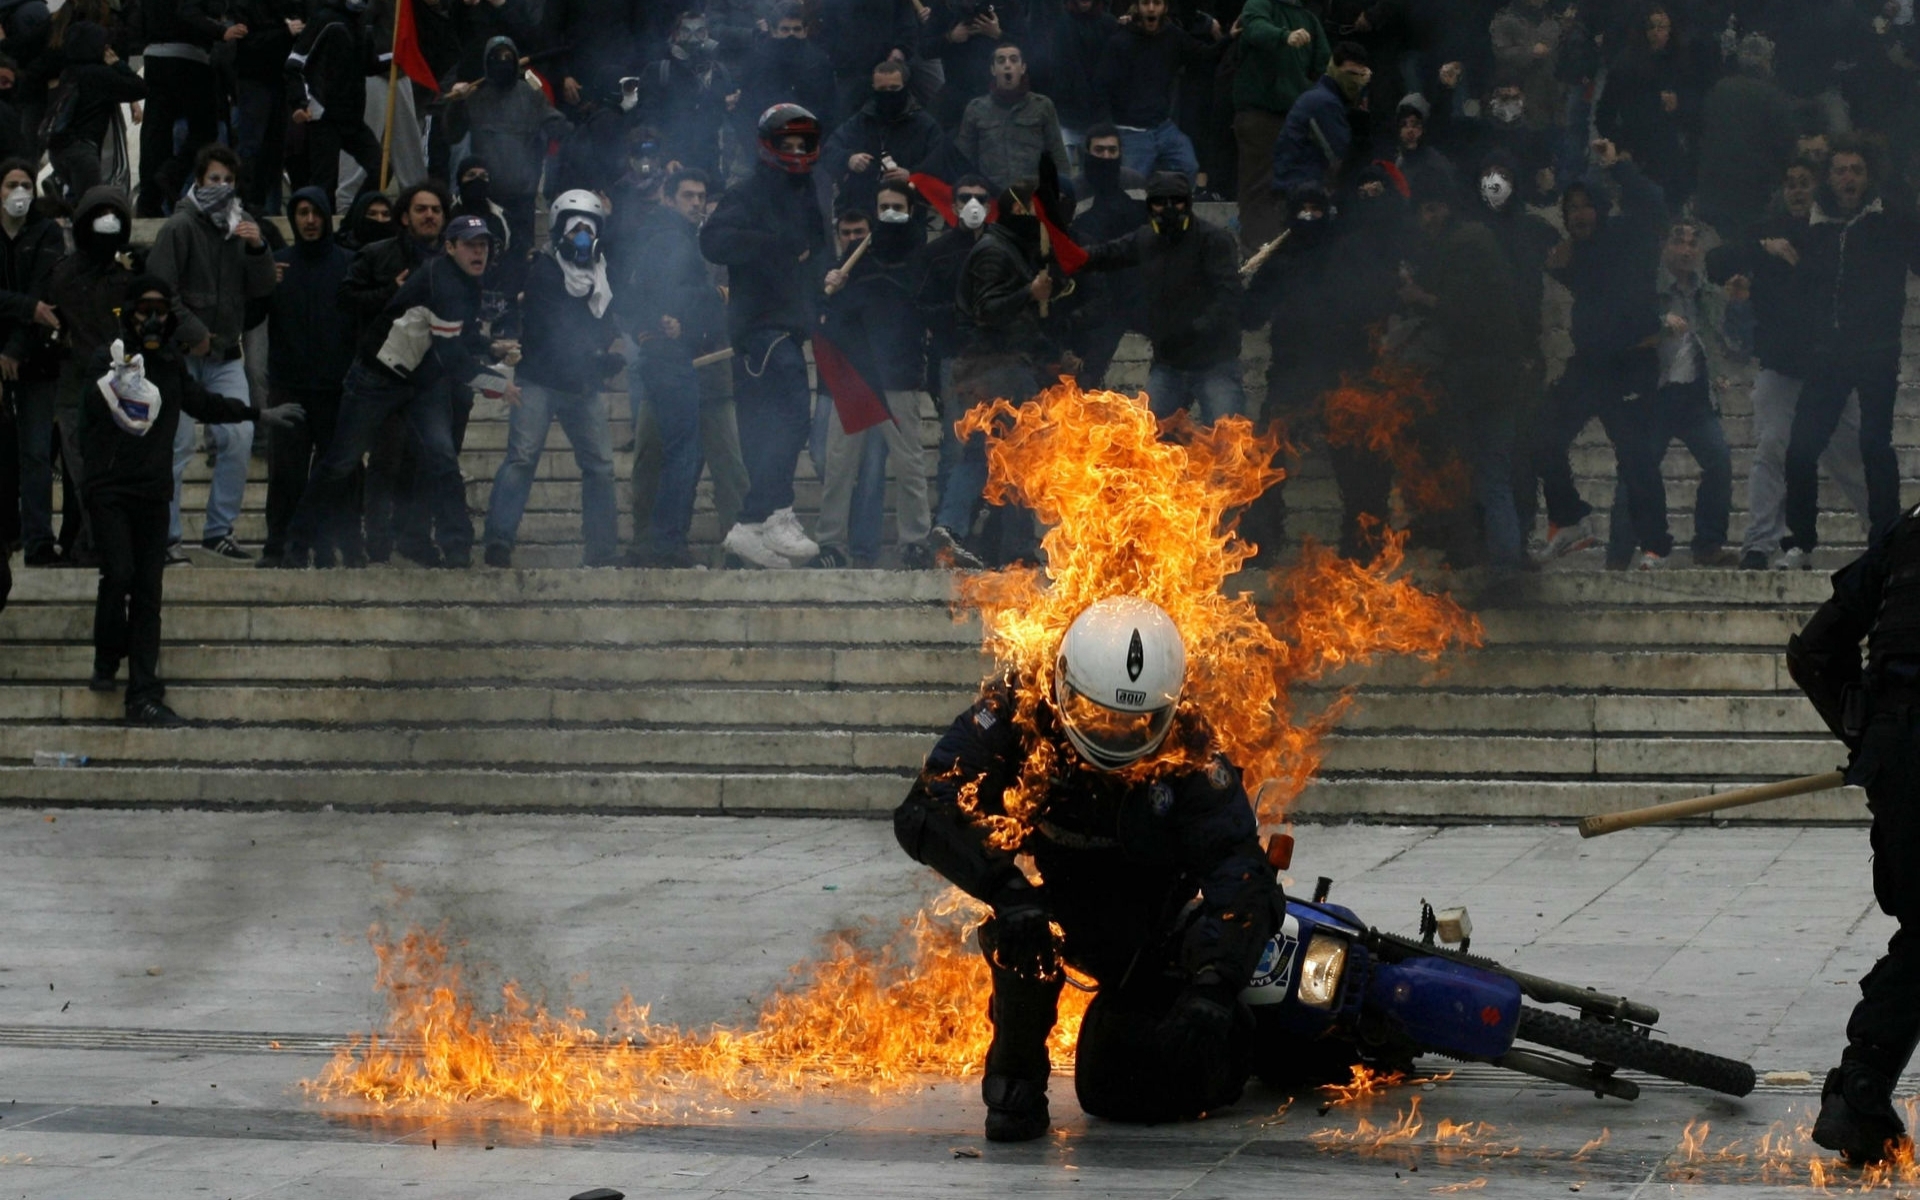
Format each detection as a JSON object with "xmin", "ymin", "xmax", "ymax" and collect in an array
[{"xmin": 1059, "ymin": 681, "xmax": 1175, "ymax": 767}]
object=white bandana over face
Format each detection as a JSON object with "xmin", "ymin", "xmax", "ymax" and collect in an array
[
  {"xmin": 1480, "ymin": 171, "xmax": 1515, "ymax": 211},
  {"xmin": 555, "ymin": 215, "xmax": 612, "ymax": 318},
  {"xmin": 96, "ymin": 339, "xmax": 164, "ymax": 435}
]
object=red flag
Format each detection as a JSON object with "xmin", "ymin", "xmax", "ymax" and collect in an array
[
  {"xmin": 392, "ymin": 0, "xmax": 440, "ymax": 94},
  {"xmin": 909, "ymin": 173, "xmax": 961, "ymax": 228},
  {"xmin": 1032, "ymin": 195, "xmax": 1086, "ymax": 275},
  {"xmin": 813, "ymin": 330, "xmax": 894, "ymax": 435}
]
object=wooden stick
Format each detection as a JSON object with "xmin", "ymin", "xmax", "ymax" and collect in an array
[
  {"xmin": 1577, "ymin": 770, "xmax": 1849, "ymax": 838},
  {"xmin": 378, "ymin": 43, "xmax": 402, "ymax": 192},
  {"xmin": 1036, "ymin": 218, "xmax": 1051, "ymax": 318},
  {"xmin": 824, "ymin": 233, "xmax": 872, "ymax": 295},
  {"xmin": 1239, "ymin": 228, "xmax": 1291, "ymax": 279},
  {"xmin": 691, "ymin": 347, "xmax": 734, "ymax": 368}
]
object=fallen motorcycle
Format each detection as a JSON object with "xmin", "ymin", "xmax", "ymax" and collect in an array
[{"xmin": 1241, "ymin": 872, "xmax": 1756, "ymax": 1101}]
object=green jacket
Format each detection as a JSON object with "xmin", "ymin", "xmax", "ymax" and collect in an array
[{"xmin": 1231, "ymin": 0, "xmax": 1329, "ymax": 115}]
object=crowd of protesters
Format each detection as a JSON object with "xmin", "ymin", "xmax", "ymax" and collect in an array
[{"xmin": 0, "ymin": 0, "xmax": 1918, "ymax": 717}]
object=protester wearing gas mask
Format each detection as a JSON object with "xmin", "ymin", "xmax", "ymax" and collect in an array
[
  {"xmin": 147, "ymin": 144, "xmax": 276, "ymax": 564},
  {"xmin": 819, "ymin": 58, "xmax": 955, "ymax": 225},
  {"xmin": 641, "ymin": 10, "xmax": 740, "ymax": 177},
  {"xmin": 483, "ymin": 191, "xmax": 622, "ymax": 569},
  {"xmin": 810, "ymin": 186, "xmax": 933, "ymax": 569},
  {"xmin": 286, "ymin": 3, "xmax": 382, "ymax": 207},
  {"xmin": 1078, "ymin": 172, "xmax": 1243, "ymax": 424},
  {"xmin": 81, "ymin": 276, "xmax": 304, "ymax": 725},
  {"xmin": 0, "ymin": 159, "xmax": 71, "ymax": 568},
  {"xmin": 445, "ymin": 35, "xmax": 568, "ymax": 256}
]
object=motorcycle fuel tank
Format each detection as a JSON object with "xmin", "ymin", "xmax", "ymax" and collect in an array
[{"xmin": 1365, "ymin": 956, "xmax": 1522, "ymax": 1060}]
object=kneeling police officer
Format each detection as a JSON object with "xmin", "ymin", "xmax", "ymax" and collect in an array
[
  {"xmin": 895, "ymin": 597, "xmax": 1284, "ymax": 1141},
  {"xmin": 1790, "ymin": 508, "xmax": 1920, "ymax": 1163}
]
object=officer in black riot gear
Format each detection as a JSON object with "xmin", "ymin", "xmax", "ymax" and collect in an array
[
  {"xmin": 1789, "ymin": 508, "xmax": 1920, "ymax": 1163},
  {"xmin": 894, "ymin": 597, "xmax": 1284, "ymax": 1142}
]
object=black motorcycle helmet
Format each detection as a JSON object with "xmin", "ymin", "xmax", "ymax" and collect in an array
[{"xmin": 116, "ymin": 275, "xmax": 178, "ymax": 353}]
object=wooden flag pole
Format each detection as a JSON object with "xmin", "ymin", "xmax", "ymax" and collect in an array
[
  {"xmin": 378, "ymin": 10, "xmax": 402, "ymax": 193},
  {"xmin": 823, "ymin": 233, "xmax": 871, "ymax": 295}
]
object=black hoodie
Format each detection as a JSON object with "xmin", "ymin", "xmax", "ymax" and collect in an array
[
  {"xmin": 50, "ymin": 20, "xmax": 146, "ymax": 151},
  {"xmin": 270, "ymin": 187, "xmax": 356, "ymax": 390},
  {"xmin": 48, "ymin": 187, "xmax": 138, "ymax": 368}
]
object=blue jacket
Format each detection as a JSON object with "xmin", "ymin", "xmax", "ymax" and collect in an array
[
  {"xmin": 1270, "ymin": 74, "xmax": 1349, "ymax": 197},
  {"xmin": 1552, "ymin": 161, "xmax": 1668, "ymax": 360}
]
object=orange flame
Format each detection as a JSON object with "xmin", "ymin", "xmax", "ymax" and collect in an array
[
  {"xmin": 1668, "ymin": 1099, "xmax": 1920, "ymax": 1191},
  {"xmin": 1318, "ymin": 1063, "xmax": 1455, "ymax": 1107},
  {"xmin": 308, "ymin": 894, "xmax": 1092, "ymax": 1122},
  {"xmin": 1321, "ymin": 355, "xmax": 1469, "ymax": 515},
  {"xmin": 955, "ymin": 379, "xmax": 1481, "ymax": 827}
]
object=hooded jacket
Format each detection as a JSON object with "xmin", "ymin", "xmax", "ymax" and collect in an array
[
  {"xmin": 1082, "ymin": 216, "xmax": 1241, "ymax": 369},
  {"xmin": 269, "ymin": 187, "xmax": 356, "ymax": 390},
  {"xmin": 1232, "ymin": 0, "xmax": 1330, "ymax": 116},
  {"xmin": 819, "ymin": 90, "xmax": 953, "ymax": 220},
  {"xmin": 0, "ymin": 200, "xmax": 67, "ymax": 382},
  {"xmin": 146, "ymin": 191, "xmax": 276, "ymax": 354},
  {"xmin": 80, "ymin": 337, "xmax": 261, "ymax": 500},
  {"xmin": 335, "ymin": 191, "xmax": 393, "ymax": 252},
  {"xmin": 445, "ymin": 37, "xmax": 569, "ymax": 198},
  {"xmin": 50, "ymin": 20, "xmax": 147, "ymax": 152},
  {"xmin": 47, "ymin": 187, "xmax": 140, "ymax": 371},
  {"xmin": 1551, "ymin": 160, "xmax": 1667, "ymax": 361},
  {"xmin": 700, "ymin": 165, "xmax": 826, "ymax": 345}
]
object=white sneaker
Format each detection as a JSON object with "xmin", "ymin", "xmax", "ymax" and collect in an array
[
  {"xmin": 1777, "ymin": 547, "xmax": 1812, "ymax": 571},
  {"xmin": 1633, "ymin": 550, "xmax": 1667, "ymax": 571},
  {"xmin": 1539, "ymin": 516, "xmax": 1598, "ymax": 561},
  {"xmin": 723, "ymin": 521, "xmax": 793, "ymax": 570},
  {"xmin": 762, "ymin": 507, "xmax": 820, "ymax": 560}
]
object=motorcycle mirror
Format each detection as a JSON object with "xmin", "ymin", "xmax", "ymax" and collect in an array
[{"xmin": 1312, "ymin": 876, "xmax": 1332, "ymax": 903}]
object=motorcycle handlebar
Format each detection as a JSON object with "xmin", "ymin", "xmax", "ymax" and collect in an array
[{"xmin": 1366, "ymin": 928, "xmax": 1661, "ymax": 1026}]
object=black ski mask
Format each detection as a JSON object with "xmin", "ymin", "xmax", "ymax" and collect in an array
[
  {"xmin": 485, "ymin": 50, "xmax": 518, "ymax": 87},
  {"xmin": 1083, "ymin": 155, "xmax": 1122, "ymax": 196},
  {"xmin": 872, "ymin": 86, "xmax": 908, "ymax": 119}
]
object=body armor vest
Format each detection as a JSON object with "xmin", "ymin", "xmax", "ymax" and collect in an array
[{"xmin": 1869, "ymin": 507, "xmax": 1920, "ymax": 671}]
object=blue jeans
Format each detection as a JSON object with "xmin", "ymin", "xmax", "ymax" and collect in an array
[
  {"xmin": 1532, "ymin": 351, "xmax": 1672, "ymax": 557},
  {"xmin": 289, "ymin": 362, "xmax": 470, "ymax": 560},
  {"xmin": 171, "ymin": 354, "xmax": 253, "ymax": 544},
  {"xmin": 1117, "ymin": 121, "xmax": 1199, "ymax": 179},
  {"xmin": 483, "ymin": 381, "xmax": 618, "ymax": 564},
  {"xmin": 1605, "ymin": 378, "xmax": 1730, "ymax": 563},
  {"xmin": 1146, "ymin": 360, "xmax": 1245, "ymax": 424},
  {"xmin": 734, "ymin": 329, "xmax": 812, "ymax": 525},
  {"xmin": 934, "ymin": 358, "xmax": 1038, "ymax": 549},
  {"xmin": 850, "ymin": 433, "xmax": 888, "ymax": 563},
  {"xmin": 11, "ymin": 378, "xmax": 56, "ymax": 553},
  {"xmin": 638, "ymin": 351, "xmax": 703, "ymax": 556},
  {"xmin": 1464, "ymin": 404, "xmax": 1525, "ymax": 570}
]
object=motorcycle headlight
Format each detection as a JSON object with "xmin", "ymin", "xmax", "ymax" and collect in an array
[{"xmin": 1296, "ymin": 933, "xmax": 1348, "ymax": 1010}]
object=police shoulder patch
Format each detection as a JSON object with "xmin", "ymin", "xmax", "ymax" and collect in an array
[
  {"xmin": 1149, "ymin": 781, "xmax": 1175, "ymax": 817},
  {"xmin": 1207, "ymin": 756, "xmax": 1234, "ymax": 790},
  {"xmin": 974, "ymin": 706, "xmax": 997, "ymax": 730}
]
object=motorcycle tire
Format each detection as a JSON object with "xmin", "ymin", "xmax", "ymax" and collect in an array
[{"xmin": 1515, "ymin": 1007, "xmax": 1756, "ymax": 1097}]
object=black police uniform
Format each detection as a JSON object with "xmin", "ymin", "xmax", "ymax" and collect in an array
[
  {"xmin": 894, "ymin": 678, "xmax": 1284, "ymax": 1134},
  {"xmin": 1789, "ymin": 505, "xmax": 1920, "ymax": 1160}
]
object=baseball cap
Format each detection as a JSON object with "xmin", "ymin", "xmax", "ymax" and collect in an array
[{"xmin": 445, "ymin": 214, "xmax": 493, "ymax": 242}]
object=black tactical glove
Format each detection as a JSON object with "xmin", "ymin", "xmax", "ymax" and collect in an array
[
  {"xmin": 987, "ymin": 879, "xmax": 1056, "ymax": 980},
  {"xmin": 257, "ymin": 402, "xmax": 307, "ymax": 430},
  {"xmin": 1156, "ymin": 975, "xmax": 1239, "ymax": 1065}
]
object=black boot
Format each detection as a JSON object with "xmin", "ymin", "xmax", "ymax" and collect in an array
[
  {"xmin": 982, "ymin": 1073, "xmax": 1050, "ymax": 1142},
  {"xmin": 1813, "ymin": 1061, "xmax": 1908, "ymax": 1164}
]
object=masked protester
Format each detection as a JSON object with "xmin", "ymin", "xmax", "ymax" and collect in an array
[
  {"xmin": 640, "ymin": 10, "xmax": 738, "ymax": 176},
  {"xmin": 261, "ymin": 187, "xmax": 357, "ymax": 569},
  {"xmin": 739, "ymin": 2, "xmax": 834, "ymax": 134},
  {"xmin": 911, "ymin": 174, "xmax": 994, "ymax": 507},
  {"xmin": 482, "ymin": 191, "xmax": 623, "ymax": 568},
  {"xmin": 896, "ymin": 597, "xmax": 1284, "ymax": 1141},
  {"xmin": 1269, "ymin": 41, "xmax": 1371, "ymax": 200},
  {"xmin": 285, "ymin": 6, "xmax": 382, "ymax": 205},
  {"xmin": 0, "ymin": 158, "xmax": 71, "ymax": 567},
  {"xmin": 451, "ymin": 156, "xmax": 509, "ymax": 252},
  {"xmin": 818, "ymin": 59, "xmax": 955, "ymax": 226},
  {"xmin": 81, "ymin": 276, "xmax": 304, "ymax": 724},
  {"xmin": 700, "ymin": 103, "xmax": 829, "ymax": 570},
  {"xmin": 146, "ymin": 143, "xmax": 277, "ymax": 564},
  {"xmin": 807, "ymin": 188, "xmax": 932, "ymax": 568},
  {"xmin": 1078, "ymin": 171, "xmax": 1244, "ymax": 423},
  {"xmin": 445, "ymin": 36, "xmax": 569, "ymax": 256},
  {"xmin": 336, "ymin": 191, "xmax": 394, "ymax": 252},
  {"xmin": 288, "ymin": 215, "xmax": 512, "ymax": 570},
  {"xmin": 1066, "ymin": 127, "xmax": 1146, "ymax": 388}
]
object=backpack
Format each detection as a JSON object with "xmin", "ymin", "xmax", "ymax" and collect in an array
[{"xmin": 39, "ymin": 79, "xmax": 78, "ymax": 146}]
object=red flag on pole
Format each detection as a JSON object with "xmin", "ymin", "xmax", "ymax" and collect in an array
[
  {"xmin": 1032, "ymin": 195, "xmax": 1086, "ymax": 275},
  {"xmin": 392, "ymin": 0, "xmax": 440, "ymax": 93},
  {"xmin": 812, "ymin": 329, "xmax": 895, "ymax": 435}
]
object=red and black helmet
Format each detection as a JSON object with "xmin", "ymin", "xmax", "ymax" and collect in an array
[{"xmin": 757, "ymin": 103, "xmax": 821, "ymax": 174}]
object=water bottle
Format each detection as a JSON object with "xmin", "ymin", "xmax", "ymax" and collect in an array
[{"xmin": 32, "ymin": 750, "xmax": 89, "ymax": 768}]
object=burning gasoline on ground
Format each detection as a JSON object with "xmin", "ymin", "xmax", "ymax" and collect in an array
[{"xmin": 311, "ymin": 381, "xmax": 1482, "ymax": 1120}]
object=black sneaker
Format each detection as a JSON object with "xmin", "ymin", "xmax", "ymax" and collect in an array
[
  {"xmin": 396, "ymin": 544, "xmax": 443, "ymax": 568},
  {"xmin": 88, "ymin": 669, "xmax": 119, "ymax": 693},
  {"xmin": 202, "ymin": 535, "xmax": 253, "ymax": 561},
  {"xmin": 1739, "ymin": 550, "xmax": 1770, "ymax": 570},
  {"xmin": 981, "ymin": 1075, "xmax": 1050, "ymax": 1143},
  {"xmin": 929, "ymin": 526, "xmax": 985, "ymax": 570},
  {"xmin": 629, "ymin": 547, "xmax": 706, "ymax": 569},
  {"xmin": 899, "ymin": 542, "xmax": 933, "ymax": 570},
  {"xmin": 806, "ymin": 546, "xmax": 852, "ymax": 569},
  {"xmin": 164, "ymin": 542, "xmax": 192, "ymax": 567},
  {"xmin": 484, "ymin": 543, "xmax": 513, "ymax": 568},
  {"xmin": 125, "ymin": 699, "xmax": 189, "ymax": 726},
  {"xmin": 1813, "ymin": 1065, "xmax": 1909, "ymax": 1164},
  {"xmin": 23, "ymin": 544, "xmax": 62, "ymax": 567},
  {"xmin": 438, "ymin": 552, "xmax": 473, "ymax": 569}
]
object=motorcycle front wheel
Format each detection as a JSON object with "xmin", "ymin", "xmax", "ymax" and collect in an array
[{"xmin": 1515, "ymin": 1007, "xmax": 1756, "ymax": 1097}]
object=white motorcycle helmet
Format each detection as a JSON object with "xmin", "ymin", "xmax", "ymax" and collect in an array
[
  {"xmin": 1053, "ymin": 596, "xmax": 1187, "ymax": 771},
  {"xmin": 549, "ymin": 188, "xmax": 606, "ymax": 265}
]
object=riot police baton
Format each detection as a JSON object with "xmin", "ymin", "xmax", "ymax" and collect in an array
[{"xmin": 1577, "ymin": 770, "xmax": 1849, "ymax": 838}]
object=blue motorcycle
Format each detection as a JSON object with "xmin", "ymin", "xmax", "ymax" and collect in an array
[{"xmin": 1241, "ymin": 875, "xmax": 1756, "ymax": 1101}]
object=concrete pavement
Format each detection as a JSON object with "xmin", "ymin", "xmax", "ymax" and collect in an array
[{"xmin": 0, "ymin": 810, "xmax": 1909, "ymax": 1197}]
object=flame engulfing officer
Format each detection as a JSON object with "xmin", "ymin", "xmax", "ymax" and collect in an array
[
  {"xmin": 894, "ymin": 597, "xmax": 1284, "ymax": 1141},
  {"xmin": 1789, "ymin": 514, "xmax": 1920, "ymax": 1164}
]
